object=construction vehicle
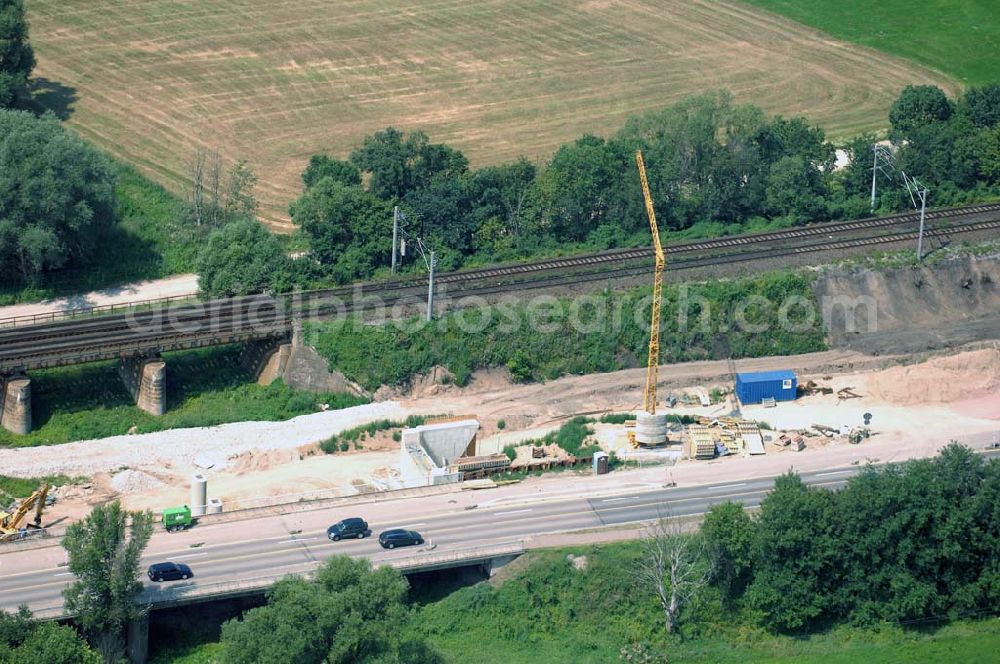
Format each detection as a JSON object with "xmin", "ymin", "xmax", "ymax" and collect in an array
[
  {"xmin": 0, "ymin": 484, "xmax": 50, "ymax": 542},
  {"xmin": 627, "ymin": 150, "xmax": 668, "ymax": 448},
  {"xmin": 162, "ymin": 505, "xmax": 194, "ymax": 532}
]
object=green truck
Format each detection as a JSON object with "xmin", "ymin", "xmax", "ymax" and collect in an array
[{"xmin": 162, "ymin": 505, "xmax": 194, "ymax": 532}]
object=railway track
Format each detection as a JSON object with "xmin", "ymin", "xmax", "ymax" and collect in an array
[
  {"xmin": 293, "ymin": 215, "xmax": 1000, "ymax": 313},
  {"xmin": 287, "ymin": 201, "xmax": 1000, "ymax": 297},
  {"xmin": 1, "ymin": 207, "xmax": 997, "ymax": 372}
]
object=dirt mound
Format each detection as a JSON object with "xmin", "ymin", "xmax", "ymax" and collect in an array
[
  {"xmin": 228, "ymin": 448, "xmax": 303, "ymax": 474},
  {"xmin": 816, "ymin": 255, "xmax": 1000, "ymax": 353},
  {"xmin": 865, "ymin": 349, "xmax": 1000, "ymax": 404},
  {"xmin": 375, "ymin": 366, "xmax": 514, "ymax": 400},
  {"xmin": 110, "ymin": 470, "xmax": 165, "ymax": 494}
]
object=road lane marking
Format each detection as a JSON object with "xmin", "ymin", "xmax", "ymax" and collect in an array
[
  {"xmin": 816, "ymin": 470, "xmax": 853, "ymax": 477},
  {"xmin": 601, "ymin": 497, "xmax": 636, "ymax": 503},
  {"xmin": 172, "ymin": 553, "xmax": 209, "ymax": 559},
  {"xmin": 281, "ymin": 537, "xmax": 320, "ymax": 545},
  {"xmin": 388, "ymin": 523, "xmax": 426, "ymax": 529},
  {"xmin": 494, "ymin": 509, "xmax": 532, "ymax": 516},
  {"xmin": 53, "ymin": 572, "xmax": 73, "ymax": 577},
  {"xmin": 710, "ymin": 483, "xmax": 747, "ymax": 490}
]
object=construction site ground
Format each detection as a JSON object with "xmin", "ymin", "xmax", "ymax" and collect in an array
[{"xmin": 2, "ymin": 344, "xmax": 997, "ymax": 530}]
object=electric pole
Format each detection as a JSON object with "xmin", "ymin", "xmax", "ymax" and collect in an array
[
  {"xmin": 426, "ymin": 250, "xmax": 436, "ymax": 322},
  {"xmin": 414, "ymin": 238, "xmax": 438, "ymax": 322},
  {"xmin": 902, "ymin": 172, "xmax": 929, "ymax": 261},
  {"xmin": 391, "ymin": 206, "xmax": 400, "ymax": 273}
]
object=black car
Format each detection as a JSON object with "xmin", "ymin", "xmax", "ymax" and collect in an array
[
  {"xmin": 378, "ymin": 529, "xmax": 424, "ymax": 549},
  {"xmin": 147, "ymin": 562, "xmax": 193, "ymax": 582},
  {"xmin": 327, "ymin": 517, "xmax": 371, "ymax": 541}
]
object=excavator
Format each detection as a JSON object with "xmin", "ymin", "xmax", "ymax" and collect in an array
[{"xmin": 0, "ymin": 483, "xmax": 50, "ymax": 542}]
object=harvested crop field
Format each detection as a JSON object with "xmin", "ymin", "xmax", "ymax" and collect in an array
[{"xmin": 28, "ymin": 0, "xmax": 956, "ymax": 226}]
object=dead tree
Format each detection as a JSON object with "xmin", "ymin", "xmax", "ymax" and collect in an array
[
  {"xmin": 187, "ymin": 148, "xmax": 207, "ymax": 226},
  {"xmin": 207, "ymin": 148, "xmax": 223, "ymax": 226},
  {"xmin": 637, "ymin": 514, "xmax": 711, "ymax": 634},
  {"xmin": 225, "ymin": 159, "xmax": 259, "ymax": 220}
]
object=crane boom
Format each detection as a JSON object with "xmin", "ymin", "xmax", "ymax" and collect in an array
[{"xmin": 636, "ymin": 150, "xmax": 665, "ymax": 415}]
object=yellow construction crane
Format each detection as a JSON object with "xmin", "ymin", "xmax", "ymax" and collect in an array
[
  {"xmin": 0, "ymin": 483, "xmax": 50, "ymax": 542},
  {"xmin": 636, "ymin": 149, "xmax": 665, "ymax": 414}
]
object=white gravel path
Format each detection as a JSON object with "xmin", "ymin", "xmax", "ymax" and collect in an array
[
  {"xmin": 0, "ymin": 273, "xmax": 199, "ymax": 321},
  {"xmin": 0, "ymin": 401, "xmax": 411, "ymax": 478}
]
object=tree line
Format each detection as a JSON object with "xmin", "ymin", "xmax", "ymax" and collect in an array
[
  {"xmin": 275, "ymin": 84, "xmax": 1000, "ymax": 292},
  {"xmin": 701, "ymin": 443, "xmax": 1000, "ymax": 633}
]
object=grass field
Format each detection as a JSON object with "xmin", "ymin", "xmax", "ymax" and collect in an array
[
  {"xmin": 742, "ymin": 0, "xmax": 1000, "ymax": 85},
  {"xmin": 27, "ymin": 0, "xmax": 955, "ymax": 226}
]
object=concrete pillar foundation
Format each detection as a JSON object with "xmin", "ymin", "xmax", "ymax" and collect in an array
[
  {"xmin": 1, "ymin": 375, "xmax": 32, "ymax": 435},
  {"xmin": 126, "ymin": 614, "xmax": 149, "ymax": 664},
  {"xmin": 119, "ymin": 356, "xmax": 167, "ymax": 416}
]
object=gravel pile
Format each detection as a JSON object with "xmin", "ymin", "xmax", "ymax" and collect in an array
[
  {"xmin": 0, "ymin": 401, "xmax": 410, "ymax": 478},
  {"xmin": 110, "ymin": 470, "xmax": 165, "ymax": 494}
]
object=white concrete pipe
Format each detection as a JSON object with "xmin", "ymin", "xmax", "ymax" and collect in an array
[{"xmin": 190, "ymin": 473, "xmax": 208, "ymax": 517}]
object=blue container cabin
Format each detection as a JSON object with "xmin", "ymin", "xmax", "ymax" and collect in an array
[{"xmin": 735, "ymin": 370, "xmax": 797, "ymax": 404}]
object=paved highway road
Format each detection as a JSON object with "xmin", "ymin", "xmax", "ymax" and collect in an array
[{"xmin": 0, "ymin": 465, "xmax": 867, "ymax": 615}]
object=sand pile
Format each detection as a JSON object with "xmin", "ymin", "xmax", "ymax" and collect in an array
[
  {"xmin": 866, "ymin": 349, "xmax": 1000, "ymax": 405},
  {"xmin": 111, "ymin": 470, "xmax": 165, "ymax": 494},
  {"xmin": 229, "ymin": 448, "xmax": 302, "ymax": 474}
]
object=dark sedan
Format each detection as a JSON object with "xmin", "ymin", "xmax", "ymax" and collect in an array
[
  {"xmin": 378, "ymin": 529, "xmax": 424, "ymax": 549},
  {"xmin": 147, "ymin": 562, "xmax": 193, "ymax": 582}
]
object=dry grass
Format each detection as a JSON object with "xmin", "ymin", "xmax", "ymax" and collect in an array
[{"xmin": 28, "ymin": 0, "xmax": 957, "ymax": 227}]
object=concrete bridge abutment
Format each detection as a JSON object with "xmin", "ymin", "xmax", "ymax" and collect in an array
[
  {"xmin": 0, "ymin": 374, "xmax": 32, "ymax": 435},
  {"xmin": 119, "ymin": 356, "xmax": 167, "ymax": 416},
  {"xmin": 238, "ymin": 338, "xmax": 291, "ymax": 384}
]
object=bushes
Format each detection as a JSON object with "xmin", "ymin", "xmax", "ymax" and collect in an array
[
  {"xmin": 310, "ymin": 269, "xmax": 826, "ymax": 391},
  {"xmin": 319, "ymin": 415, "xmax": 433, "ymax": 455}
]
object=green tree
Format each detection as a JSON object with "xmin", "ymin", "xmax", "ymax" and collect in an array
[
  {"xmin": 467, "ymin": 159, "xmax": 537, "ymax": 249},
  {"xmin": 756, "ymin": 116, "xmax": 835, "ymax": 171},
  {"xmin": 701, "ymin": 502, "xmax": 755, "ymax": 604},
  {"xmin": 889, "ymin": 85, "xmax": 954, "ymax": 138},
  {"xmin": 959, "ymin": 84, "xmax": 1000, "ymax": 128},
  {"xmin": 292, "ymin": 179, "xmax": 392, "ymax": 282},
  {"xmin": 403, "ymin": 174, "xmax": 474, "ymax": 254},
  {"xmin": 0, "ymin": 110, "xmax": 117, "ymax": 284},
  {"xmin": 302, "ymin": 155, "xmax": 361, "ymax": 189},
  {"xmin": 349, "ymin": 128, "xmax": 467, "ymax": 200},
  {"xmin": 219, "ymin": 556, "xmax": 442, "ymax": 664},
  {"xmin": 0, "ymin": 0, "xmax": 34, "ymax": 109},
  {"xmin": 197, "ymin": 219, "xmax": 290, "ymax": 297},
  {"xmin": 765, "ymin": 155, "xmax": 829, "ymax": 221},
  {"xmin": 0, "ymin": 607, "xmax": 99, "ymax": 664},
  {"xmin": 836, "ymin": 445, "xmax": 1000, "ymax": 625},
  {"xmin": 837, "ymin": 133, "xmax": 879, "ymax": 199},
  {"xmin": 980, "ymin": 124, "xmax": 1000, "ymax": 181},
  {"xmin": 62, "ymin": 502, "xmax": 154, "ymax": 664},
  {"xmin": 746, "ymin": 473, "xmax": 840, "ymax": 632},
  {"xmin": 535, "ymin": 134, "xmax": 633, "ymax": 241}
]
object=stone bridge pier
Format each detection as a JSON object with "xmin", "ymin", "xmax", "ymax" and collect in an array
[
  {"xmin": 119, "ymin": 355, "xmax": 167, "ymax": 416},
  {"xmin": 0, "ymin": 373, "xmax": 32, "ymax": 435}
]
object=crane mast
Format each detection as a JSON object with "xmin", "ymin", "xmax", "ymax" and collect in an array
[{"xmin": 636, "ymin": 150, "xmax": 664, "ymax": 415}]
